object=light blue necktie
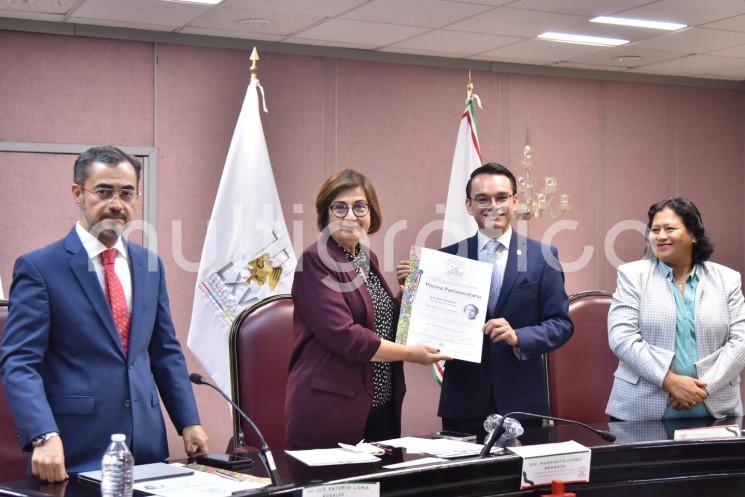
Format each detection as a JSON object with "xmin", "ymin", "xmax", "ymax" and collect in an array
[{"xmin": 486, "ymin": 240, "xmax": 503, "ymax": 316}]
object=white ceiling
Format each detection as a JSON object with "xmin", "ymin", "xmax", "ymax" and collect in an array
[{"xmin": 3, "ymin": 0, "xmax": 745, "ymax": 81}]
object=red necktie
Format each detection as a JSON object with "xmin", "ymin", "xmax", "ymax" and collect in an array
[{"xmin": 101, "ymin": 248, "xmax": 130, "ymax": 354}]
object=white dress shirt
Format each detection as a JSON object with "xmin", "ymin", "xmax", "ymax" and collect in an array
[
  {"xmin": 75, "ymin": 222, "xmax": 132, "ymax": 312},
  {"xmin": 477, "ymin": 228, "xmax": 511, "ymax": 283}
]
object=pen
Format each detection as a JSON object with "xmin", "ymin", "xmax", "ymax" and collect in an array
[
  {"xmin": 0, "ymin": 487, "xmax": 25, "ymax": 497},
  {"xmin": 213, "ymin": 468, "xmax": 242, "ymax": 482},
  {"xmin": 338, "ymin": 440, "xmax": 386, "ymax": 456}
]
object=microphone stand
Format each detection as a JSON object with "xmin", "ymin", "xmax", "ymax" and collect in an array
[
  {"xmin": 480, "ymin": 428, "xmax": 506, "ymax": 457},
  {"xmin": 189, "ymin": 374, "xmax": 281, "ymax": 486},
  {"xmin": 506, "ymin": 412, "xmax": 616, "ymax": 442}
]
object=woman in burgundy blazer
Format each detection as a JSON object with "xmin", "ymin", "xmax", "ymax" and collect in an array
[{"xmin": 285, "ymin": 169, "xmax": 448, "ymax": 449}]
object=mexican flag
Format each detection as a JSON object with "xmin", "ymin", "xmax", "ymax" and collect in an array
[{"xmin": 436, "ymin": 91, "xmax": 482, "ymax": 384}]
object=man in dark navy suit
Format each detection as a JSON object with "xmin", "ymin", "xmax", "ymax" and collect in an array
[
  {"xmin": 0, "ymin": 147, "xmax": 208, "ymax": 482},
  {"xmin": 399, "ymin": 163, "xmax": 573, "ymax": 439}
]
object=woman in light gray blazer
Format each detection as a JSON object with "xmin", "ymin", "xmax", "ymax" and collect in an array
[{"xmin": 607, "ymin": 197, "xmax": 745, "ymax": 421}]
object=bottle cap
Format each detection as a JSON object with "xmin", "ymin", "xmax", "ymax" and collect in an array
[{"xmin": 111, "ymin": 434, "xmax": 126, "ymax": 442}]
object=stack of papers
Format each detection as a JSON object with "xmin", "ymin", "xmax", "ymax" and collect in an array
[
  {"xmin": 285, "ymin": 448, "xmax": 381, "ymax": 466},
  {"xmin": 132, "ymin": 463, "xmax": 269, "ymax": 497},
  {"xmin": 284, "ymin": 437, "xmax": 496, "ymax": 467},
  {"xmin": 380, "ymin": 437, "xmax": 495, "ymax": 458}
]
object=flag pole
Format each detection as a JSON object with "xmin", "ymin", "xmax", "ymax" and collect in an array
[
  {"xmin": 250, "ymin": 47, "xmax": 260, "ymax": 81},
  {"xmin": 434, "ymin": 69, "xmax": 482, "ymax": 383}
]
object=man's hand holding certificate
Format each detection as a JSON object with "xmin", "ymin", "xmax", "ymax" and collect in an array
[{"xmin": 396, "ymin": 247, "xmax": 492, "ymax": 363}]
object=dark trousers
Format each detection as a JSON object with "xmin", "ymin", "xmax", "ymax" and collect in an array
[
  {"xmin": 442, "ymin": 417, "xmax": 489, "ymax": 443},
  {"xmin": 363, "ymin": 401, "xmax": 398, "ymax": 442},
  {"xmin": 442, "ymin": 392, "xmax": 498, "ymax": 443}
]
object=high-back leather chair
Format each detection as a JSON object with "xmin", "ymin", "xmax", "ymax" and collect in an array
[
  {"xmin": 0, "ymin": 299, "xmax": 28, "ymax": 481},
  {"xmin": 547, "ymin": 291, "xmax": 616, "ymax": 423},
  {"xmin": 229, "ymin": 295, "xmax": 294, "ymax": 451}
]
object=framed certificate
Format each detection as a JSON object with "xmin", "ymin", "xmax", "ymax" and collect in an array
[{"xmin": 396, "ymin": 246, "xmax": 491, "ymax": 363}]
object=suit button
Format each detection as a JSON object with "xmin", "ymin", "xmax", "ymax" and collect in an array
[{"xmin": 123, "ymin": 400, "xmax": 131, "ymax": 408}]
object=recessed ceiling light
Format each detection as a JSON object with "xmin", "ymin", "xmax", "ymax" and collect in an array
[
  {"xmin": 591, "ymin": 16, "xmax": 686, "ymax": 31},
  {"xmin": 160, "ymin": 0, "xmax": 223, "ymax": 5},
  {"xmin": 239, "ymin": 18, "xmax": 272, "ymax": 26},
  {"xmin": 537, "ymin": 32, "xmax": 629, "ymax": 47},
  {"xmin": 611, "ymin": 55, "xmax": 643, "ymax": 63}
]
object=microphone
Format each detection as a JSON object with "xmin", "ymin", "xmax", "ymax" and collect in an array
[
  {"xmin": 480, "ymin": 414, "xmax": 524, "ymax": 456},
  {"xmin": 496, "ymin": 417, "xmax": 525, "ymax": 449},
  {"xmin": 480, "ymin": 414, "xmax": 505, "ymax": 457},
  {"xmin": 480, "ymin": 411, "xmax": 616, "ymax": 457},
  {"xmin": 189, "ymin": 373, "xmax": 280, "ymax": 486}
]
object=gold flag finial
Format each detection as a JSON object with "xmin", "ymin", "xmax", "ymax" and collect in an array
[
  {"xmin": 250, "ymin": 47, "xmax": 260, "ymax": 81},
  {"xmin": 466, "ymin": 70, "xmax": 473, "ymax": 99}
]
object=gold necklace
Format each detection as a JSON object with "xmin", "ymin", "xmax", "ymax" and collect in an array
[{"xmin": 674, "ymin": 269, "xmax": 691, "ymax": 289}]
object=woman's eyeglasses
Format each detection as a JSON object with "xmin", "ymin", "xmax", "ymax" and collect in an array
[{"xmin": 329, "ymin": 202, "xmax": 369, "ymax": 218}]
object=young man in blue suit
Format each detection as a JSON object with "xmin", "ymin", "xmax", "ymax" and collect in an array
[
  {"xmin": 0, "ymin": 147, "xmax": 208, "ymax": 482},
  {"xmin": 399, "ymin": 163, "xmax": 573, "ymax": 439}
]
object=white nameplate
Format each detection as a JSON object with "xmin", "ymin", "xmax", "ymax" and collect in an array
[
  {"xmin": 673, "ymin": 424, "xmax": 741, "ymax": 441},
  {"xmin": 509, "ymin": 440, "xmax": 591, "ymax": 489},
  {"xmin": 302, "ymin": 483, "xmax": 379, "ymax": 497}
]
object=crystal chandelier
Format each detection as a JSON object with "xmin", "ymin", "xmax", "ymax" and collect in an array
[{"xmin": 515, "ymin": 135, "xmax": 569, "ymax": 220}]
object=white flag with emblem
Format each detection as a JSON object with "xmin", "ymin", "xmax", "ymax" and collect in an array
[{"xmin": 187, "ymin": 74, "xmax": 296, "ymax": 396}]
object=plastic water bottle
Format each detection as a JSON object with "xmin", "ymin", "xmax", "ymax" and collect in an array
[{"xmin": 100, "ymin": 433, "xmax": 134, "ymax": 497}]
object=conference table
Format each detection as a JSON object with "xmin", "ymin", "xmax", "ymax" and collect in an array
[{"xmin": 3, "ymin": 418, "xmax": 745, "ymax": 497}]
